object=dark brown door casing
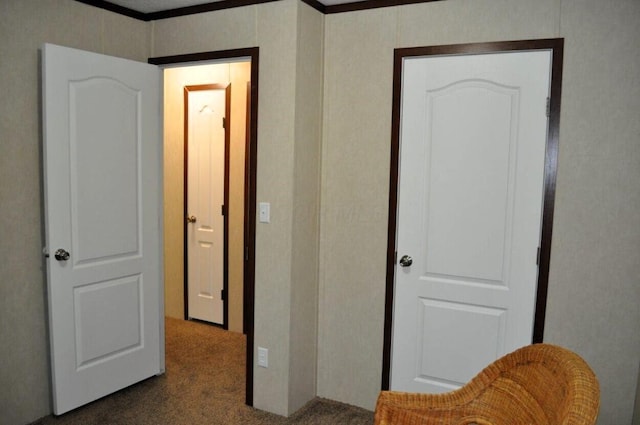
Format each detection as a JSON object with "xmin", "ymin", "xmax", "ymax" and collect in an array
[{"xmin": 149, "ymin": 48, "xmax": 259, "ymax": 406}]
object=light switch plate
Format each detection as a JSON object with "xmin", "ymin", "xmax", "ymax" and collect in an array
[
  {"xmin": 258, "ymin": 347, "xmax": 268, "ymax": 368},
  {"xmin": 259, "ymin": 202, "xmax": 270, "ymax": 223}
]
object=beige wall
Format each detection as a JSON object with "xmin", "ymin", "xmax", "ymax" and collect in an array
[
  {"xmin": 163, "ymin": 61, "xmax": 249, "ymax": 333},
  {"xmin": 635, "ymin": 363, "xmax": 640, "ymax": 425},
  {"xmin": 1, "ymin": 0, "xmax": 320, "ymax": 421},
  {"xmin": 228, "ymin": 62, "xmax": 251, "ymax": 334},
  {"xmin": 153, "ymin": 0, "xmax": 322, "ymax": 416},
  {"xmin": 317, "ymin": 0, "xmax": 640, "ymax": 423},
  {"xmin": 3, "ymin": 0, "xmax": 639, "ymax": 424},
  {"xmin": 318, "ymin": 6, "xmax": 396, "ymax": 411},
  {"xmin": 546, "ymin": 2, "xmax": 640, "ymax": 423},
  {"xmin": 289, "ymin": 2, "xmax": 324, "ymax": 414},
  {"xmin": 0, "ymin": 1, "xmax": 151, "ymax": 424}
]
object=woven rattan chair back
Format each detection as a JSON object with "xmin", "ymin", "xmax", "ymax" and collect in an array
[{"xmin": 375, "ymin": 343, "xmax": 599, "ymax": 425}]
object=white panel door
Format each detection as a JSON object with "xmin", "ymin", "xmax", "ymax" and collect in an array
[
  {"xmin": 42, "ymin": 43, "xmax": 163, "ymax": 414},
  {"xmin": 391, "ymin": 51, "xmax": 552, "ymax": 393},
  {"xmin": 186, "ymin": 88, "xmax": 226, "ymax": 325}
]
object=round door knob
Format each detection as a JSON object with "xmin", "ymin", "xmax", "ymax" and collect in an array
[
  {"xmin": 54, "ymin": 249, "xmax": 70, "ymax": 261},
  {"xmin": 186, "ymin": 215, "xmax": 197, "ymax": 223},
  {"xmin": 399, "ymin": 255, "xmax": 413, "ymax": 267}
]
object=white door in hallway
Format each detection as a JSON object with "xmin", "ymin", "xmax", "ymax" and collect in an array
[
  {"xmin": 391, "ymin": 50, "xmax": 552, "ymax": 393},
  {"xmin": 42, "ymin": 43, "xmax": 163, "ymax": 414},
  {"xmin": 186, "ymin": 86, "xmax": 227, "ymax": 325}
]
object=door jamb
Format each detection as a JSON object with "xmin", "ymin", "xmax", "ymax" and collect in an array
[
  {"xmin": 381, "ymin": 38, "xmax": 564, "ymax": 390},
  {"xmin": 149, "ymin": 47, "xmax": 259, "ymax": 406},
  {"xmin": 183, "ymin": 83, "xmax": 231, "ymax": 329}
]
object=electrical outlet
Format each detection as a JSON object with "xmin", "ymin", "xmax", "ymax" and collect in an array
[{"xmin": 258, "ymin": 347, "xmax": 268, "ymax": 368}]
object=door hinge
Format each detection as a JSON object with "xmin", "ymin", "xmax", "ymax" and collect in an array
[
  {"xmin": 536, "ymin": 247, "xmax": 541, "ymax": 265},
  {"xmin": 245, "ymin": 246, "xmax": 249, "ymax": 261},
  {"xmin": 394, "ymin": 251, "xmax": 397, "ymax": 264},
  {"xmin": 546, "ymin": 97, "xmax": 550, "ymax": 117},
  {"xmin": 222, "ymin": 117, "xmax": 226, "ymax": 129},
  {"xmin": 221, "ymin": 204, "xmax": 226, "ymax": 216},
  {"xmin": 221, "ymin": 289, "xmax": 226, "ymax": 301}
]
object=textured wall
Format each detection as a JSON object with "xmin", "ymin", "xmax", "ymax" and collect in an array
[
  {"xmin": 228, "ymin": 62, "xmax": 251, "ymax": 334},
  {"xmin": 3, "ymin": 0, "xmax": 638, "ymax": 423},
  {"xmin": 0, "ymin": 0, "xmax": 317, "ymax": 419},
  {"xmin": 318, "ymin": 6, "xmax": 397, "ymax": 409},
  {"xmin": 317, "ymin": 0, "xmax": 640, "ymax": 423},
  {"xmin": 288, "ymin": 1, "xmax": 324, "ymax": 414},
  {"xmin": 318, "ymin": 0, "xmax": 561, "ymax": 408},
  {"xmin": 635, "ymin": 364, "xmax": 640, "ymax": 425},
  {"xmin": 163, "ymin": 62, "xmax": 249, "ymax": 334},
  {"xmin": 0, "ymin": 1, "xmax": 151, "ymax": 424},
  {"xmin": 545, "ymin": 1, "xmax": 640, "ymax": 423},
  {"xmin": 153, "ymin": 0, "xmax": 315, "ymax": 415}
]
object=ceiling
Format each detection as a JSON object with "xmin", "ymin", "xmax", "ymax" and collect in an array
[
  {"xmin": 80, "ymin": 0, "xmax": 442, "ymax": 18},
  {"xmin": 105, "ymin": 0, "xmax": 362, "ymax": 13},
  {"xmin": 110, "ymin": 1, "xmax": 230, "ymax": 13}
]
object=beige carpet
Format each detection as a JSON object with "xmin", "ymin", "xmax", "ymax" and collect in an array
[{"xmin": 34, "ymin": 317, "xmax": 374, "ymax": 424}]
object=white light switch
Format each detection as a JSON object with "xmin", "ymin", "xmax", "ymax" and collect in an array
[
  {"xmin": 259, "ymin": 202, "xmax": 270, "ymax": 223},
  {"xmin": 258, "ymin": 347, "xmax": 268, "ymax": 368}
]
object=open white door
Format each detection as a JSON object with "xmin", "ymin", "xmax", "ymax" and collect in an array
[
  {"xmin": 391, "ymin": 50, "xmax": 552, "ymax": 393},
  {"xmin": 42, "ymin": 43, "xmax": 163, "ymax": 415}
]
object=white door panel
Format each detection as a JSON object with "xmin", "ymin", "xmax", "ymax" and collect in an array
[
  {"xmin": 416, "ymin": 299, "xmax": 506, "ymax": 388},
  {"xmin": 42, "ymin": 43, "xmax": 163, "ymax": 415},
  {"xmin": 424, "ymin": 81, "xmax": 517, "ymax": 282},
  {"xmin": 70, "ymin": 78, "xmax": 141, "ymax": 262},
  {"xmin": 391, "ymin": 51, "xmax": 551, "ymax": 393}
]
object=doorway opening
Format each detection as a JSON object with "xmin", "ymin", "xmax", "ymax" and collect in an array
[
  {"xmin": 149, "ymin": 48, "xmax": 259, "ymax": 406},
  {"xmin": 165, "ymin": 64, "xmax": 246, "ymax": 329}
]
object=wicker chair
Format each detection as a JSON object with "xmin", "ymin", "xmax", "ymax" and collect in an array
[{"xmin": 375, "ymin": 343, "xmax": 599, "ymax": 425}]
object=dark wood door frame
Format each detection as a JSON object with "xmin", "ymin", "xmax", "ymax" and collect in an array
[
  {"xmin": 149, "ymin": 47, "xmax": 259, "ymax": 406},
  {"xmin": 183, "ymin": 83, "xmax": 231, "ymax": 329},
  {"xmin": 381, "ymin": 38, "xmax": 564, "ymax": 390}
]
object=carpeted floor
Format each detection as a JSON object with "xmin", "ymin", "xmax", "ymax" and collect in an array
[{"xmin": 34, "ymin": 317, "xmax": 374, "ymax": 424}]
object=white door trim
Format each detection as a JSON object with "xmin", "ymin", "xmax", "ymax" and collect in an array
[{"xmin": 381, "ymin": 38, "xmax": 565, "ymax": 390}]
